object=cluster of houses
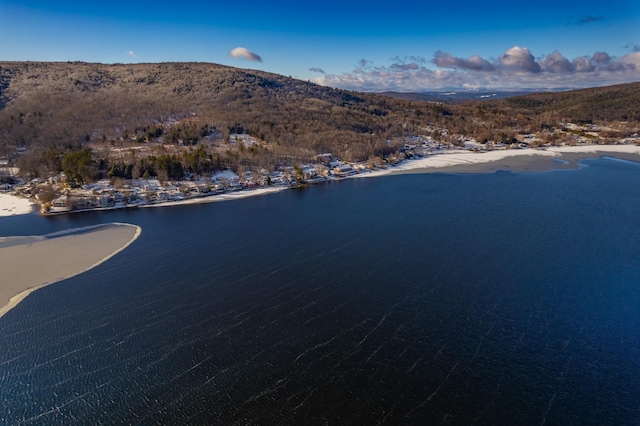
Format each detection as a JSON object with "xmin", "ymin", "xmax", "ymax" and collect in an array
[
  {"xmin": 41, "ymin": 172, "xmax": 289, "ymax": 214},
  {"xmin": 15, "ymin": 157, "xmax": 376, "ymax": 214},
  {"xmin": 28, "ymin": 151, "xmax": 407, "ymax": 214}
]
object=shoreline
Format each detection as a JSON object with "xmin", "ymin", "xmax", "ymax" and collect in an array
[
  {"xmin": 362, "ymin": 145, "xmax": 640, "ymax": 176},
  {"xmin": 38, "ymin": 186, "xmax": 292, "ymax": 216},
  {"xmin": 0, "ymin": 223, "xmax": 141, "ymax": 319},
  {"xmin": 139, "ymin": 185, "xmax": 291, "ymax": 209},
  {"xmin": 2, "ymin": 145, "xmax": 639, "ymax": 218}
]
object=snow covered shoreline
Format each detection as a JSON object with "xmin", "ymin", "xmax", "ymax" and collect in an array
[
  {"xmin": 364, "ymin": 145, "xmax": 640, "ymax": 176},
  {"xmin": 2, "ymin": 145, "xmax": 639, "ymax": 218}
]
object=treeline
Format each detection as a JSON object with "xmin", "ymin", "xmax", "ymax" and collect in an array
[
  {"xmin": 481, "ymin": 82, "xmax": 640, "ymax": 124},
  {"xmin": 16, "ymin": 137, "xmax": 406, "ymax": 184},
  {"xmin": 17, "ymin": 145, "xmax": 224, "ymax": 183}
]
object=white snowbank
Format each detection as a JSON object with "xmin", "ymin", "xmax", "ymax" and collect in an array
[
  {"xmin": 546, "ymin": 145, "xmax": 640, "ymax": 155},
  {"xmin": 0, "ymin": 193, "xmax": 35, "ymax": 217},
  {"xmin": 365, "ymin": 149, "xmax": 557, "ymax": 176},
  {"xmin": 142, "ymin": 186, "xmax": 289, "ymax": 209},
  {"xmin": 212, "ymin": 170, "xmax": 240, "ymax": 181}
]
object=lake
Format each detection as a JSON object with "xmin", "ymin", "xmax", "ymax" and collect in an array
[{"xmin": 1, "ymin": 157, "xmax": 639, "ymax": 424}]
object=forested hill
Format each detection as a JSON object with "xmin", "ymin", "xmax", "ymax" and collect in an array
[
  {"xmin": 1, "ymin": 61, "xmax": 639, "ymax": 176},
  {"xmin": 490, "ymin": 82, "xmax": 640, "ymax": 123},
  {"xmin": 0, "ymin": 61, "xmax": 449, "ymax": 161}
]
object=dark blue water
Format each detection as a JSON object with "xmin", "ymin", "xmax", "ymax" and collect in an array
[{"xmin": 1, "ymin": 158, "xmax": 639, "ymax": 425}]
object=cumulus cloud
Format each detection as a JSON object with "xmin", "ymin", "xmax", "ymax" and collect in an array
[
  {"xmin": 591, "ymin": 51, "xmax": 612, "ymax": 65},
  {"xmin": 229, "ymin": 47, "xmax": 262, "ymax": 62},
  {"xmin": 571, "ymin": 57, "xmax": 595, "ymax": 72},
  {"xmin": 540, "ymin": 51, "xmax": 573, "ymax": 73},
  {"xmin": 621, "ymin": 52, "xmax": 640, "ymax": 69},
  {"xmin": 309, "ymin": 67, "xmax": 325, "ymax": 74},
  {"xmin": 128, "ymin": 50, "xmax": 136, "ymax": 58},
  {"xmin": 591, "ymin": 51, "xmax": 634, "ymax": 71},
  {"xmin": 539, "ymin": 51, "xmax": 601, "ymax": 73},
  {"xmin": 434, "ymin": 50, "xmax": 495, "ymax": 71},
  {"xmin": 499, "ymin": 46, "xmax": 541, "ymax": 73},
  {"xmin": 312, "ymin": 46, "xmax": 640, "ymax": 92}
]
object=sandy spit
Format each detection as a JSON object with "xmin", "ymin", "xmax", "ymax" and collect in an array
[{"xmin": 0, "ymin": 223, "xmax": 141, "ymax": 319}]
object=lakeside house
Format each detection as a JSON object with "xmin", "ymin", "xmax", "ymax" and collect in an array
[
  {"xmin": 332, "ymin": 164, "xmax": 357, "ymax": 178},
  {"xmin": 50, "ymin": 196, "xmax": 72, "ymax": 213}
]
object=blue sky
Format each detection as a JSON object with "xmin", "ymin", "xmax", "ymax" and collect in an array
[{"xmin": 1, "ymin": 0, "xmax": 639, "ymax": 91}]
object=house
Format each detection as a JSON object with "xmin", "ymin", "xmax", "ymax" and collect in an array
[
  {"xmin": 316, "ymin": 153, "xmax": 334, "ymax": 165},
  {"xmin": 333, "ymin": 164, "xmax": 358, "ymax": 177},
  {"xmin": 100, "ymin": 194, "xmax": 114, "ymax": 208},
  {"xmin": 49, "ymin": 196, "xmax": 71, "ymax": 213},
  {"xmin": 228, "ymin": 180, "xmax": 243, "ymax": 191}
]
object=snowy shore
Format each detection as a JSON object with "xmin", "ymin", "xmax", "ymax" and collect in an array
[
  {"xmin": 369, "ymin": 145, "xmax": 640, "ymax": 176},
  {"xmin": 139, "ymin": 186, "xmax": 290, "ymax": 209}
]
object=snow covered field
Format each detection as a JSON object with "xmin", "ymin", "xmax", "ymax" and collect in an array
[{"xmin": 0, "ymin": 193, "xmax": 35, "ymax": 217}]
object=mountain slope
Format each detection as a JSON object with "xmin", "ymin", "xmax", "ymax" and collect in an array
[
  {"xmin": 0, "ymin": 62, "xmax": 443, "ymax": 161},
  {"xmin": 490, "ymin": 82, "xmax": 640, "ymax": 123}
]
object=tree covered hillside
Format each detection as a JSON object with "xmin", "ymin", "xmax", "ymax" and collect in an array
[
  {"xmin": 496, "ymin": 82, "xmax": 640, "ymax": 124},
  {"xmin": 0, "ymin": 62, "xmax": 448, "ymax": 163}
]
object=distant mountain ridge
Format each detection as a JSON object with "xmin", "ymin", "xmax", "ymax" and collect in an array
[
  {"xmin": 381, "ymin": 82, "xmax": 640, "ymax": 123},
  {"xmin": 378, "ymin": 90, "xmax": 538, "ymax": 103}
]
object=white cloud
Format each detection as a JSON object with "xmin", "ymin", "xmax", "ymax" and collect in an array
[
  {"xmin": 499, "ymin": 46, "xmax": 541, "ymax": 73},
  {"xmin": 128, "ymin": 50, "xmax": 136, "ymax": 58},
  {"xmin": 571, "ymin": 57, "xmax": 595, "ymax": 72},
  {"xmin": 540, "ymin": 51, "xmax": 573, "ymax": 73},
  {"xmin": 229, "ymin": 47, "xmax": 262, "ymax": 62},
  {"xmin": 313, "ymin": 46, "xmax": 640, "ymax": 92},
  {"xmin": 621, "ymin": 52, "xmax": 640, "ymax": 69}
]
